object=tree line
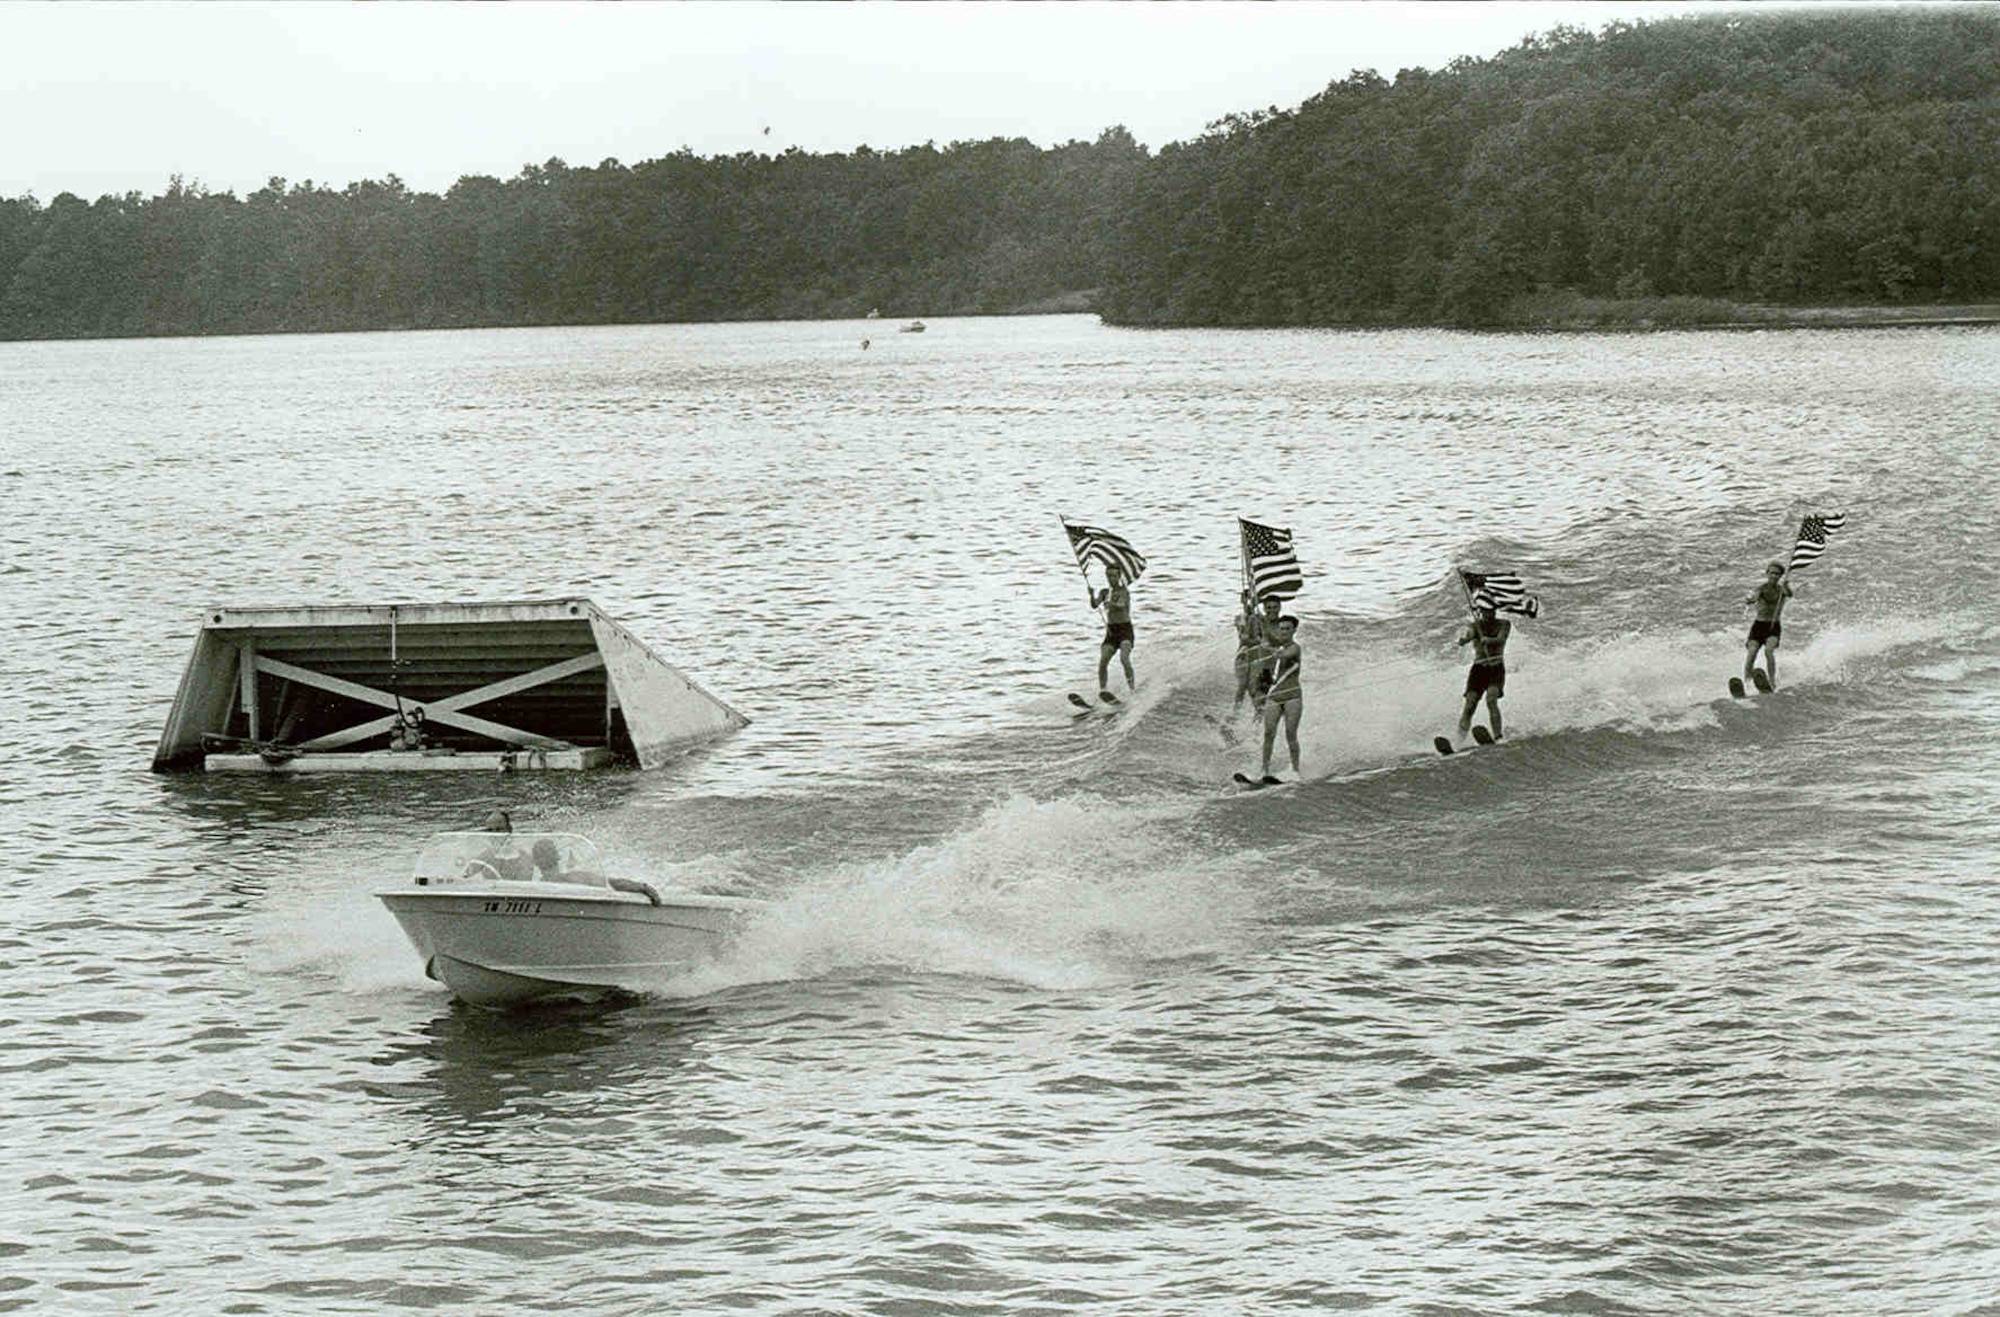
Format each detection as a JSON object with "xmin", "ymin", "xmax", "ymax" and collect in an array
[
  {"xmin": 1, "ymin": 8, "xmax": 1995, "ymax": 341},
  {"xmin": 0, "ymin": 131, "xmax": 1146, "ymax": 339},
  {"xmin": 1099, "ymin": 7, "xmax": 2000, "ymax": 326}
]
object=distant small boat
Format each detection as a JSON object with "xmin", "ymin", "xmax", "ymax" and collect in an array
[{"xmin": 900, "ymin": 320, "xmax": 926, "ymax": 333}]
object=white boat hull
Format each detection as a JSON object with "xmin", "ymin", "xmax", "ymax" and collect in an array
[{"xmin": 379, "ymin": 886, "xmax": 761, "ymax": 1007}]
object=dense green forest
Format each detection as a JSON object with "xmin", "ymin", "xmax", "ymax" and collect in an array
[{"xmin": 1, "ymin": 8, "xmax": 1995, "ymax": 340}]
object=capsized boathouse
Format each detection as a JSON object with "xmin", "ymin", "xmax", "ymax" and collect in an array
[{"xmin": 152, "ymin": 598, "xmax": 747, "ymax": 773}]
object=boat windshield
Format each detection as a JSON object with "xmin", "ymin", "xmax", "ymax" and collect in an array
[{"xmin": 412, "ymin": 832, "xmax": 608, "ymax": 888}]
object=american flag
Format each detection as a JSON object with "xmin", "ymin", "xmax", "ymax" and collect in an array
[
  {"xmin": 1459, "ymin": 569, "xmax": 1541, "ymax": 618},
  {"xmin": 1063, "ymin": 521, "xmax": 1147, "ymax": 581},
  {"xmin": 1240, "ymin": 518, "xmax": 1304, "ymax": 600},
  {"xmin": 1787, "ymin": 512, "xmax": 1846, "ymax": 571}
]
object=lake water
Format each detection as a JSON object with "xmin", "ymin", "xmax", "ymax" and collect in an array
[{"xmin": 2, "ymin": 316, "xmax": 1997, "ymax": 1314}]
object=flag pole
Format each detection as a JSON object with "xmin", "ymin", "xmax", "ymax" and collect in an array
[
  {"xmin": 1059, "ymin": 514, "xmax": 1100, "ymax": 613},
  {"xmin": 1457, "ymin": 567, "xmax": 1476, "ymax": 615},
  {"xmin": 1237, "ymin": 519, "xmax": 1260, "ymax": 705},
  {"xmin": 1237, "ymin": 517, "xmax": 1253, "ymax": 602}
]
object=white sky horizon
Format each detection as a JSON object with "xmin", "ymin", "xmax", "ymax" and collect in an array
[{"xmin": 3, "ymin": 0, "xmax": 1884, "ymax": 203}]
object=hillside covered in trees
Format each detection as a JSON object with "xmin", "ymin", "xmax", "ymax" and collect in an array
[
  {"xmin": 0, "ymin": 7, "xmax": 1994, "ymax": 341},
  {"xmin": 0, "ymin": 133, "xmax": 1145, "ymax": 339},
  {"xmin": 1101, "ymin": 7, "xmax": 2000, "ymax": 326}
]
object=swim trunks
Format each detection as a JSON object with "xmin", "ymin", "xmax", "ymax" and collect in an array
[
  {"xmin": 1102, "ymin": 621, "xmax": 1135, "ymax": 648},
  {"xmin": 1464, "ymin": 661, "xmax": 1506, "ymax": 698},
  {"xmin": 1748, "ymin": 619, "xmax": 1781, "ymax": 645}
]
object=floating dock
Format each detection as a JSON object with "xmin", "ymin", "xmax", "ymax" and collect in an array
[{"xmin": 152, "ymin": 599, "xmax": 747, "ymax": 773}]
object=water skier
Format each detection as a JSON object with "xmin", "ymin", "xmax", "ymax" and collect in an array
[
  {"xmin": 1232, "ymin": 591, "xmax": 1274, "ymax": 713},
  {"xmin": 1252, "ymin": 615, "xmax": 1304, "ymax": 779},
  {"xmin": 1239, "ymin": 594, "xmax": 1284, "ymax": 717},
  {"xmin": 1457, "ymin": 592, "xmax": 1510, "ymax": 741},
  {"xmin": 1093, "ymin": 563, "xmax": 1137, "ymax": 696},
  {"xmin": 1232, "ymin": 591, "xmax": 1254, "ymax": 710},
  {"xmin": 1743, "ymin": 561, "xmax": 1793, "ymax": 690}
]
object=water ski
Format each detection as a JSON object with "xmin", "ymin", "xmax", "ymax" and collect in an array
[
  {"xmin": 1728, "ymin": 677, "xmax": 1746, "ymax": 699},
  {"xmin": 1069, "ymin": 690, "xmax": 1126, "ymax": 721},
  {"xmin": 1232, "ymin": 772, "xmax": 1284, "ymax": 789},
  {"xmin": 1751, "ymin": 669, "xmax": 1773, "ymax": 693},
  {"xmin": 1434, "ymin": 726, "xmax": 1496, "ymax": 756}
]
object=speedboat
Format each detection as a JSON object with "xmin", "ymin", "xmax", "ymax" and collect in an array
[
  {"xmin": 900, "ymin": 319, "xmax": 926, "ymax": 333},
  {"xmin": 377, "ymin": 832, "xmax": 765, "ymax": 1007}
]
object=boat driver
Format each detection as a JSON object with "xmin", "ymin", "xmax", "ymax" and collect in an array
[{"xmin": 467, "ymin": 834, "xmax": 534, "ymax": 881}]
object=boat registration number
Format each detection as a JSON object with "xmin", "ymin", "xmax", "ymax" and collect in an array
[{"xmin": 483, "ymin": 900, "xmax": 543, "ymax": 915}]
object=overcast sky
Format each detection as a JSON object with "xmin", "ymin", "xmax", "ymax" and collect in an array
[{"xmin": 5, "ymin": 1, "xmax": 1845, "ymax": 203}]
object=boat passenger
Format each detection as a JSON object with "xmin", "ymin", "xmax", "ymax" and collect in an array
[
  {"xmin": 529, "ymin": 836, "xmax": 618, "ymax": 888},
  {"xmin": 608, "ymin": 877, "xmax": 664, "ymax": 906}
]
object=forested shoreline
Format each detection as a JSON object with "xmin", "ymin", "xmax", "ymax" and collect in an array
[
  {"xmin": 1103, "ymin": 7, "xmax": 2000, "ymax": 326},
  {"xmin": 2, "ymin": 8, "xmax": 1995, "ymax": 341}
]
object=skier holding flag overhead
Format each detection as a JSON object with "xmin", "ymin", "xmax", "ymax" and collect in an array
[
  {"xmin": 1239, "ymin": 518, "xmax": 1302, "ymax": 715},
  {"xmin": 1451, "ymin": 569, "xmax": 1540, "ymax": 748},
  {"xmin": 1456, "ymin": 592, "xmax": 1512, "ymax": 743},
  {"xmin": 1235, "ymin": 518, "xmax": 1306, "ymax": 782},
  {"xmin": 1235, "ymin": 590, "xmax": 1284, "ymax": 715},
  {"xmin": 1061, "ymin": 518, "xmax": 1147, "ymax": 701},
  {"xmin": 1092, "ymin": 564, "xmax": 1137, "ymax": 697},
  {"xmin": 1247, "ymin": 613, "xmax": 1304, "ymax": 782},
  {"xmin": 1740, "ymin": 562, "xmax": 1792, "ymax": 693},
  {"xmin": 1736, "ymin": 511, "xmax": 1844, "ymax": 696}
]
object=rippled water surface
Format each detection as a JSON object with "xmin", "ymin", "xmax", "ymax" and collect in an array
[{"xmin": 2, "ymin": 317, "xmax": 1998, "ymax": 1314}]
